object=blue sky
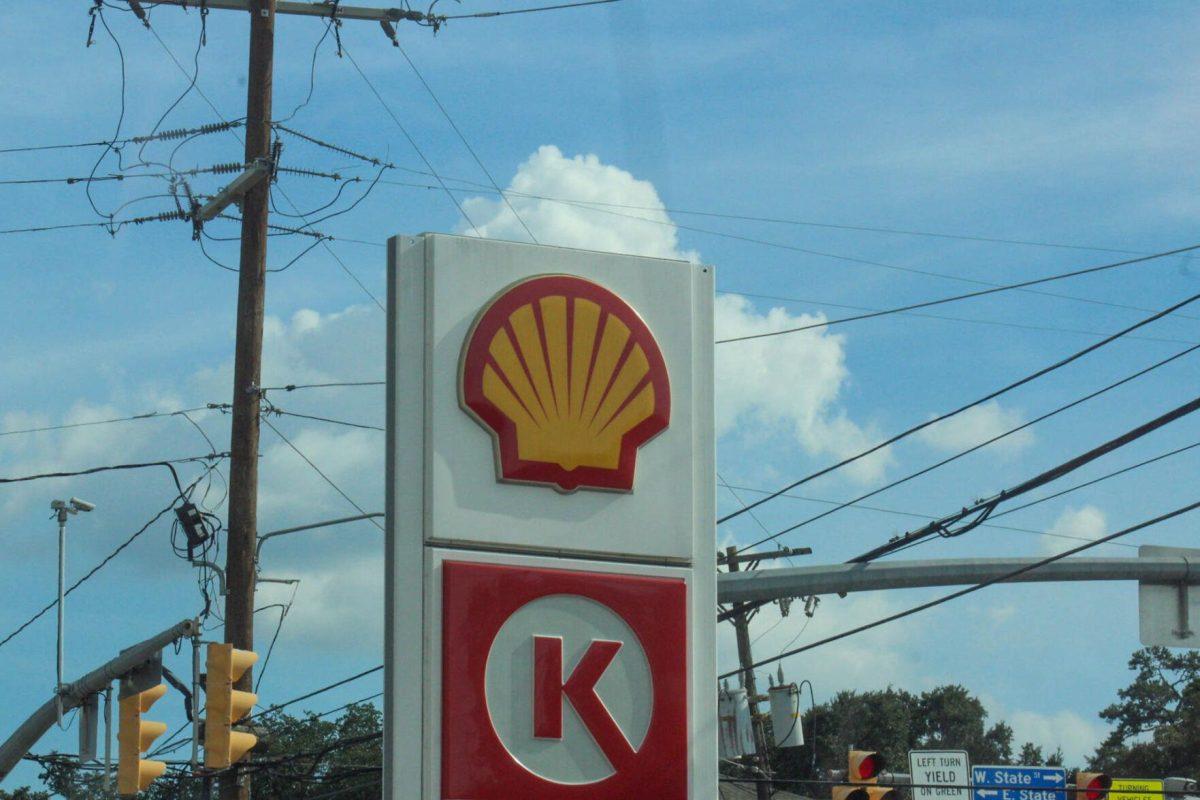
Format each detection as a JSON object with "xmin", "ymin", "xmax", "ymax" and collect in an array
[{"xmin": 2, "ymin": 0, "xmax": 1200, "ymax": 791}]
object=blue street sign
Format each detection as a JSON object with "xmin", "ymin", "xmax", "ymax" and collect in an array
[{"xmin": 973, "ymin": 765, "xmax": 1068, "ymax": 800}]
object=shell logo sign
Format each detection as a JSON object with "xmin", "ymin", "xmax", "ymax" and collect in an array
[{"xmin": 459, "ymin": 274, "xmax": 671, "ymax": 493}]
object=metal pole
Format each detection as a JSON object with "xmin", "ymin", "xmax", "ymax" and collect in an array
[
  {"xmin": 103, "ymin": 685, "xmax": 112, "ymax": 793},
  {"xmin": 192, "ymin": 634, "xmax": 202, "ymax": 771},
  {"xmin": 55, "ymin": 510, "xmax": 67, "ymax": 727},
  {"xmin": 0, "ymin": 618, "xmax": 197, "ymax": 781},
  {"xmin": 717, "ymin": 555, "xmax": 1200, "ymax": 605},
  {"xmin": 726, "ymin": 546, "xmax": 773, "ymax": 800},
  {"xmin": 222, "ymin": 1, "xmax": 275, "ymax": 796}
]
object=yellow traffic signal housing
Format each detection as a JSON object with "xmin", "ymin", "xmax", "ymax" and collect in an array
[
  {"xmin": 849, "ymin": 750, "xmax": 884, "ymax": 784},
  {"xmin": 833, "ymin": 787, "xmax": 896, "ymax": 800},
  {"xmin": 117, "ymin": 683, "xmax": 168, "ymax": 796},
  {"xmin": 1076, "ymin": 773, "xmax": 1112, "ymax": 800},
  {"xmin": 204, "ymin": 643, "xmax": 259, "ymax": 770}
]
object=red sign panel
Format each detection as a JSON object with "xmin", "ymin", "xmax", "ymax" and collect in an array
[{"xmin": 441, "ymin": 561, "xmax": 688, "ymax": 799}]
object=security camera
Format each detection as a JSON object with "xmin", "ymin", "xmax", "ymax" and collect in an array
[{"xmin": 69, "ymin": 497, "xmax": 96, "ymax": 513}]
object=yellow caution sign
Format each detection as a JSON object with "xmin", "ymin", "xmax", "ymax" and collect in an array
[{"xmin": 1110, "ymin": 778, "xmax": 1164, "ymax": 800}]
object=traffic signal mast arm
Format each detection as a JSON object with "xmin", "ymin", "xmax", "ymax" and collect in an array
[
  {"xmin": 716, "ymin": 555, "xmax": 1199, "ymax": 606},
  {"xmin": 0, "ymin": 618, "xmax": 197, "ymax": 782}
]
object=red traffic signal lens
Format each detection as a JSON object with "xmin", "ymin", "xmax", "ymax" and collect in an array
[
  {"xmin": 1085, "ymin": 776, "xmax": 1112, "ymax": 800},
  {"xmin": 857, "ymin": 755, "xmax": 880, "ymax": 781}
]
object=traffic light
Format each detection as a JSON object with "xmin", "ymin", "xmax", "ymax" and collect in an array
[
  {"xmin": 1076, "ymin": 773, "xmax": 1112, "ymax": 800},
  {"xmin": 832, "ymin": 751, "xmax": 894, "ymax": 800},
  {"xmin": 850, "ymin": 750, "xmax": 884, "ymax": 784},
  {"xmin": 117, "ymin": 683, "xmax": 168, "ymax": 796},
  {"xmin": 204, "ymin": 643, "xmax": 258, "ymax": 769}
]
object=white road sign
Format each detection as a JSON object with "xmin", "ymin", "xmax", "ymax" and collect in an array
[{"xmin": 910, "ymin": 750, "xmax": 972, "ymax": 800}]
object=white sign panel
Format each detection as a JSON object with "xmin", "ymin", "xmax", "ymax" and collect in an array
[
  {"xmin": 1138, "ymin": 545, "xmax": 1199, "ymax": 649},
  {"xmin": 385, "ymin": 234, "xmax": 716, "ymax": 800},
  {"xmin": 910, "ymin": 750, "xmax": 971, "ymax": 800}
]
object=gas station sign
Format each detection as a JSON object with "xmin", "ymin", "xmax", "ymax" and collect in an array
[{"xmin": 385, "ymin": 234, "xmax": 716, "ymax": 799}]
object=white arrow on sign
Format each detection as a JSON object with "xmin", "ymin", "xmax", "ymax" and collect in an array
[
  {"xmin": 1046, "ymin": 774, "xmax": 1065, "ymax": 784},
  {"xmin": 977, "ymin": 790, "xmax": 1000, "ymax": 797}
]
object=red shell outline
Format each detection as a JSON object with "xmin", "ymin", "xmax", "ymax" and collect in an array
[{"xmin": 459, "ymin": 274, "xmax": 671, "ymax": 493}]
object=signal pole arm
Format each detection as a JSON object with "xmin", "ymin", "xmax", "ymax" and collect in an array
[{"xmin": 0, "ymin": 619, "xmax": 197, "ymax": 782}]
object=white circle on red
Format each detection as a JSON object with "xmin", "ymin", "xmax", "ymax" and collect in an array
[{"xmin": 483, "ymin": 594, "xmax": 653, "ymax": 785}]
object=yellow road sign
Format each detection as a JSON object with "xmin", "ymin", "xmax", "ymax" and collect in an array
[{"xmin": 1110, "ymin": 778, "xmax": 1164, "ymax": 800}]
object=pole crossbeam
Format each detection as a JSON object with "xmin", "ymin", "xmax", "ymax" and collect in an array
[{"xmin": 717, "ymin": 555, "xmax": 1200, "ymax": 605}]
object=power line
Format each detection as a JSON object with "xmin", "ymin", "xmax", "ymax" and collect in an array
[
  {"xmin": 246, "ymin": 664, "xmax": 383, "ymax": 721},
  {"xmin": 381, "ymin": 176, "xmax": 1155, "ymax": 258},
  {"xmin": 379, "ymin": 177, "xmax": 1200, "ymax": 324},
  {"xmin": 0, "ymin": 467, "xmax": 214, "ymax": 651},
  {"xmin": 735, "ymin": 341, "xmax": 1200, "ymax": 554},
  {"xmin": 720, "ymin": 287, "xmax": 1200, "ymax": 528},
  {"xmin": 261, "ymin": 417, "xmax": 385, "ymax": 531},
  {"xmin": 266, "ymin": 407, "xmax": 384, "ymax": 433},
  {"xmin": 725, "ymin": 290, "xmax": 1199, "ymax": 347},
  {"xmin": 846, "ymin": 392, "xmax": 1200, "ymax": 564},
  {"xmin": 722, "ymin": 483, "xmax": 1141, "ymax": 552},
  {"xmin": 259, "ymin": 381, "xmax": 384, "ymax": 391},
  {"xmin": 391, "ymin": 41, "xmax": 538, "ymax": 244},
  {"xmin": 721, "ymin": 495, "xmax": 1200, "ymax": 679},
  {"xmin": 0, "ymin": 405, "xmax": 224, "ymax": 438},
  {"xmin": 143, "ymin": 29, "xmax": 388, "ymax": 312},
  {"xmin": 339, "ymin": 42, "xmax": 482, "ymax": 237},
  {"xmin": 445, "ymin": 0, "xmax": 624, "ymax": 18},
  {"xmin": 716, "ymin": 243, "xmax": 1200, "ymax": 344},
  {"xmin": 0, "ymin": 453, "xmax": 226, "ymax": 490}
]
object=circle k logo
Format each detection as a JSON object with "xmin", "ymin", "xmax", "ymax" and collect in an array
[{"xmin": 441, "ymin": 561, "xmax": 688, "ymax": 800}]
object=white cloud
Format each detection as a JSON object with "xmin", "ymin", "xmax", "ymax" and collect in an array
[
  {"xmin": 917, "ymin": 400, "xmax": 1033, "ymax": 455},
  {"xmin": 461, "ymin": 146, "xmax": 886, "ymax": 484},
  {"xmin": 1041, "ymin": 505, "xmax": 1107, "ymax": 556},
  {"xmin": 457, "ymin": 144, "xmax": 699, "ymax": 262},
  {"xmin": 715, "ymin": 295, "xmax": 891, "ymax": 484},
  {"xmin": 978, "ymin": 691, "xmax": 1110, "ymax": 766}
]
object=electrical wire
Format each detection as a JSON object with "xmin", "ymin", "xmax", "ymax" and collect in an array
[
  {"xmin": 721, "ymin": 288, "xmax": 1200, "ymax": 530},
  {"xmin": 266, "ymin": 408, "xmax": 384, "ymax": 432},
  {"xmin": 260, "ymin": 417, "xmax": 385, "ymax": 531},
  {"xmin": 444, "ymin": 0, "xmax": 624, "ymax": 18},
  {"xmin": 391, "ymin": 41, "xmax": 537, "ymax": 244},
  {"xmin": 246, "ymin": 665, "xmax": 383, "ymax": 721},
  {"xmin": 259, "ymin": 381, "xmax": 384, "ymax": 391},
  {"xmin": 737, "ymin": 341, "xmax": 1200, "ymax": 555},
  {"xmin": 719, "ymin": 496, "xmax": 1200, "ymax": 679},
  {"xmin": 725, "ymin": 290, "xmax": 1199, "ymax": 347},
  {"xmin": 722, "ymin": 483, "xmax": 1141, "ymax": 552},
  {"xmin": 846, "ymin": 392, "xmax": 1200, "ymax": 564},
  {"xmin": 0, "ymin": 405, "xmax": 218, "ymax": 438},
  {"xmin": 254, "ymin": 581, "xmax": 299, "ymax": 693},
  {"xmin": 339, "ymin": 42, "xmax": 482, "ymax": 237},
  {"xmin": 0, "ymin": 466, "xmax": 216, "ymax": 651},
  {"xmin": 379, "ymin": 176, "xmax": 1200, "ymax": 323},
  {"xmin": 716, "ymin": 243, "xmax": 1200, "ymax": 344}
]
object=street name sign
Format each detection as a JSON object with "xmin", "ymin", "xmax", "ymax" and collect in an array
[
  {"xmin": 972, "ymin": 765, "xmax": 1067, "ymax": 800},
  {"xmin": 385, "ymin": 234, "xmax": 716, "ymax": 799},
  {"xmin": 911, "ymin": 750, "xmax": 971, "ymax": 800},
  {"xmin": 1111, "ymin": 778, "xmax": 1165, "ymax": 800}
]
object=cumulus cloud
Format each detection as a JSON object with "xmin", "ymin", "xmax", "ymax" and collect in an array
[
  {"xmin": 461, "ymin": 145, "xmax": 887, "ymax": 483},
  {"xmin": 1041, "ymin": 505, "xmax": 1107, "ymax": 555},
  {"xmin": 916, "ymin": 400, "xmax": 1033, "ymax": 455},
  {"xmin": 715, "ymin": 295, "xmax": 891, "ymax": 483},
  {"xmin": 457, "ymin": 145, "xmax": 699, "ymax": 262}
]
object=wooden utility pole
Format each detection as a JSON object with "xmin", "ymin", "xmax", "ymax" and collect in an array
[
  {"xmin": 222, "ymin": 1, "xmax": 276, "ymax": 798},
  {"xmin": 725, "ymin": 545, "xmax": 773, "ymax": 800}
]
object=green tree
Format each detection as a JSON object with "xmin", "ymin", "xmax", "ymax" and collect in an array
[
  {"xmin": 1089, "ymin": 647, "xmax": 1200, "ymax": 777},
  {"xmin": 25, "ymin": 702, "xmax": 383, "ymax": 799}
]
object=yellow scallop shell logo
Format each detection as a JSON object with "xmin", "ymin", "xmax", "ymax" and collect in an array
[{"xmin": 459, "ymin": 274, "xmax": 671, "ymax": 493}]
